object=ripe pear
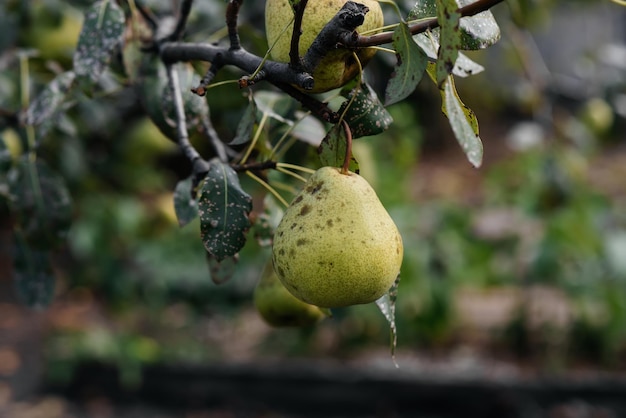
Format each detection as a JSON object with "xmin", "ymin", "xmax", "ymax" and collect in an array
[
  {"xmin": 254, "ymin": 260, "xmax": 327, "ymax": 327},
  {"xmin": 265, "ymin": 0, "xmax": 384, "ymax": 93},
  {"xmin": 272, "ymin": 167, "xmax": 403, "ymax": 308}
]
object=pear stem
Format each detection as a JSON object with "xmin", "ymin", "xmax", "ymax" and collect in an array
[{"xmin": 341, "ymin": 120, "xmax": 352, "ymax": 175}]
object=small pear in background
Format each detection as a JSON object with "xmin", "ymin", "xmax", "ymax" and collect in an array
[
  {"xmin": 272, "ymin": 167, "xmax": 403, "ymax": 308},
  {"xmin": 254, "ymin": 260, "xmax": 328, "ymax": 327}
]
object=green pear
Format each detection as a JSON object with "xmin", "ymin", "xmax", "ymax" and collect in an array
[
  {"xmin": 265, "ymin": 0, "xmax": 384, "ymax": 93},
  {"xmin": 272, "ymin": 167, "xmax": 403, "ymax": 308},
  {"xmin": 254, "ymin": 260, "xmax": 327, "ymax": 327}
]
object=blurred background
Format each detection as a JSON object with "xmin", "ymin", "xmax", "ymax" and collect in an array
[{"xmin": 1, "ymin": 0, "xmax": 626, "ymax": 417}]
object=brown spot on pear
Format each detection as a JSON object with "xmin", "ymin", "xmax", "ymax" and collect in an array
[{"xmin": 272, "ymin": 167, "xmax": 403, "ymax": 308}]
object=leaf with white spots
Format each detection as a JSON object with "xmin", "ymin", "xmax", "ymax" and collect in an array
[
  {"xmin": 74, "ymin": 0, "xmax": 125, "ymax": 85},
  {"xmin": 198, "ymin": 160, "xmax": 252, "ymax": 262},
  {"xmin": 338, "ymin": 82, "xmax": 393, "ymax": 139},
  {"xmin": 408, "ymin": 0, "xmax": 500, "ymax": 50},
  {"xmin": 25, "ymin": 71, "xmax": 76, "ymax": 127},
  {"xmin": 385, "ymin": 22, "xmax": 428, "ymax": 106},
  {"xmin": 436, "ymin": 0, "xmax": 461, "ymax": 87},
  {"xmin": 414, "ymin": 33, "xmax": 484, "ymax": 77}
]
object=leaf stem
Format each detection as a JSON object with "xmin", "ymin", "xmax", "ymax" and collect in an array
[
  {"xmin": 246, "ymin": 171, "xmax": 289, "ymax": 207},
  {"xmin": 276, "ymin": 166, "xmax": 308, "ymax": 183},
  {"xmin": 276, "ymin": 162, "xmax": 315, "ymax": 174}
]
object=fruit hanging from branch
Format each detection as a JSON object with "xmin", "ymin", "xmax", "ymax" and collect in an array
[
  {"xmin": 272, "ymin": 166, "xmax": 403, "ymax": 308},
  {"xmin": 265, "ymin": 0, "xmax": 384, "ymax": 93}
]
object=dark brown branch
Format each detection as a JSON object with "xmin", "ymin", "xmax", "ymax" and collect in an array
[
  {"xmin": 301, "ymin": 1, "xmax": 369, "ymax": 73},
  {"xmin": 340, "ymin": 120, "xmax": 352, "ymax": 174},
  {"xmin": 354, "ymin": 0, "xmax": 506, "ymax": 47},
  {"xmin": 289, "ymin": 0, "xmax": 309, "ymax": 69},
  {"xmin": 226, "ymin": 0, "xmax": 244, "ymax": 50}
]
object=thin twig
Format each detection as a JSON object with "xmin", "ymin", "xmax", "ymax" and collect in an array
[
  {"xmin": 289, "ymin": 0, "xmax": 309, "ymax": 69},
  {"xmin": 340, "ymin": 120, "xmax": 352, "ymax": 175},
  {"xmin": 225, "ymin": 0, "xmax": 244, "ymax": 50},
  {"xmin": 165, "ymin": 63, "xmax": 210, "ymax": 174}
]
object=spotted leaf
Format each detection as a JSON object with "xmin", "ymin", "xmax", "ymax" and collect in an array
[{"xmin": 198, "ymin": 160, "xmax": 252, "ymax": 261}]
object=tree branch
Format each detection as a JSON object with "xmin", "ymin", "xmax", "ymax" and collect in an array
[
  {"xmin": 226, "ymin": 0, "xmax": 244, "ymax": 50},
  {"xmin": 165, "ymin": 63, "xmax": 210, "ymax": 175},
  {"xmin": 289, "ymin": 0, "xmax": 309, "ymax": 69}
]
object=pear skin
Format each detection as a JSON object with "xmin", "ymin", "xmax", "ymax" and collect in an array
[
  {"xmin": 272, "ymin": 167, "xmax": 403, "ymax": 308},
  {"xmin": 265, "ymin": 0, "xmax": 384, "ymax": 93}
]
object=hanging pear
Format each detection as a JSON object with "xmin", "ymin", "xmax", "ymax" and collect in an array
[
  {"xmin": 254, "ymin": 260, "xmax": 328, "ymax": 327},
  {"xmin": 272, "ymin": 167, "xmax": 403, "ymax": 308}
]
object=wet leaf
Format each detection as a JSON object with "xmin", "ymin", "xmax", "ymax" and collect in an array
[
  {"xmin": 375, "ymin": 275, "xmax": 400, "ymax": 366},
  {"xmin": 408, "ymin": 0, "xmax": 500, "ymax": 50},
  {"xmin": 173, "ymin": 176, "xmax": 198, "ymax": 227},
  {"xmin": 14, "ymin": 236, "xmax": 56, "ymax": 309},
  {"xmin": 318, "ymin": 124, "xmax": 359, "ymax": 173},
  {"xmin": 230, "ymin": 95, "xmax": 257, "ymax": 145},
  {"xmin": 338, "ymin": 82, "xmax": 393, "ymax": 138},
  {"xmin": 385, "ymin": 22, "xmax": 428, "ymax": 106},
  {"xmin": 436, "ymin": 0, "xmax": 461, "ymax": 87},
  {"xmin": 9, "ymin": 158, "xmax": 73, "ymax": 249},
  {"xmin": 457, "ymin": 0, "xmax": 500, "ymax": 49},
  {"xmin": 198, "ymin": 160, "xmax": 252, "ymax": 261},
  {"xmin": 24, "ymin": 71, "xmax": 76, "ymax": 127},
  {"xmin": 440, "ymin": 73, "xmax": 483, "ymax": 167},
  {"xmin": 74, "ymin": 0, "xmax": 126, "ymax": 85},
  {"xmin": 414, "ymin": 32, "xmax": 483, "ymax": 77}
]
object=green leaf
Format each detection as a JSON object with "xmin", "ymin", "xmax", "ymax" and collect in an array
[
  {"xmin": 74, "ymin": 0, "xmax": 125, "ymax": 85},
  {"xmin": 457, "ymin": 0, "xmax": 501, "ymax": 49},
  {"xmin": 24, "ymin": 71, "xmax": 76, "ymax": 127},
  {"xmin": 318, "ymin": 124, "xmax": 359, "ymax": 173},
  {"xmin": 199, "ymin": 160, "xmax": 253, "ymax": 261},
  {"xmin": 436, "ymin": 0, "xmax": 461, "ymax": 87},
  {"xmin": 385, "ymin": 22, "xmax": 428, "ymax": 106},
  {"xmin": 441, "ymin": 74, "xmax": 483, "ymax": 167},
  {"xmin": 9, "ymin": 158, "xmax": 73, "ymax": 249},
  {"xmin": 173, "ymin": 176, "xmax": 198, "ymax": 228},
  {"xmin": 338, "ymin": 82, "xmax": 393, "ymax": 138},
  {"xmin": 229, "ymin": 95, "xmax": 257, "ymax": 145},
  {"xmin": 375, "ymin": 275, "xmax": 400, "ymax": 366},
  {"xmin": 414, "ymin": 32, "xmax": 483, "ymax": 77},
  {"xmin": 408, "ymin": 0, "xmax": 437, "ymax": 19},
  {"xmin": 14, "ymin": 235, "xmax": 56, "ymax": 309}
]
